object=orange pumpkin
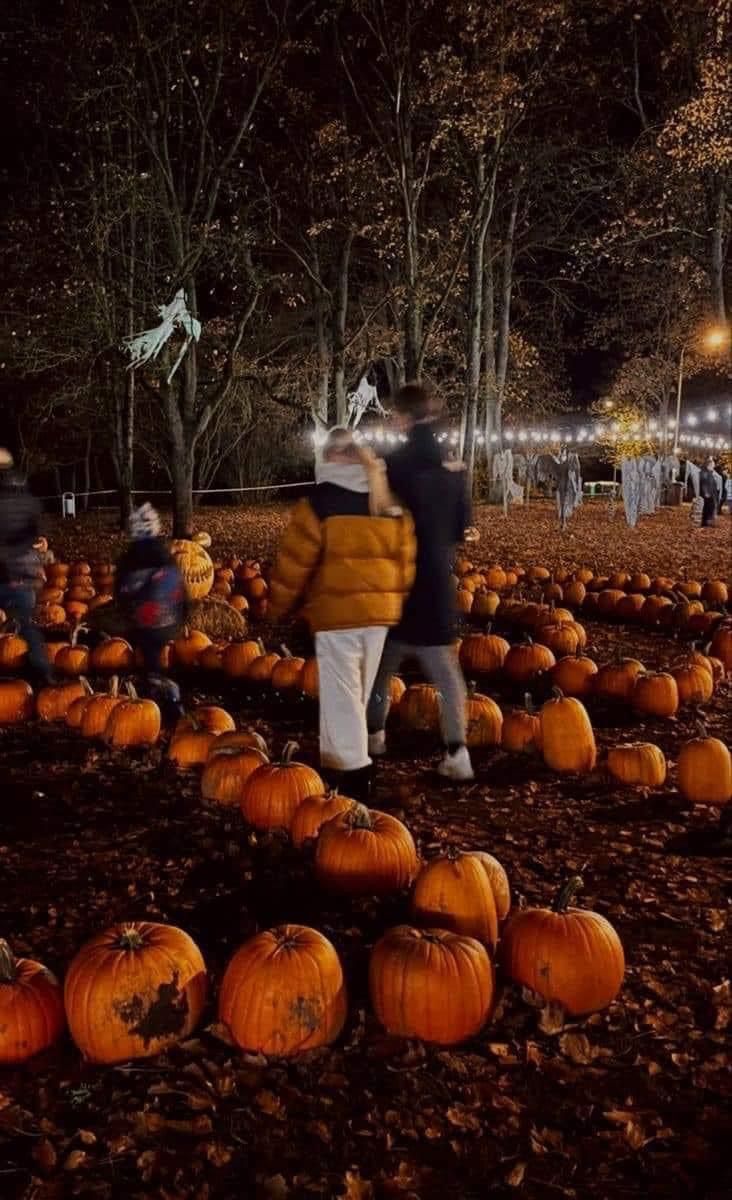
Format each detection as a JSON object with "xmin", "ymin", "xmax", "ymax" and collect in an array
[
  {"xmin": 246, "ymin": 650, "xmax": 282, "ymax": 684},
  {"xmin": 64, "ymin": 921, "xmax": 207, "ymax": 1064},
  {"xmin": 208, "ymin": 729, "xmax": 269, "ymax": 757},
  {"xmin": 399, "ymin": 683, "xmax": 442, "ymax": 733},
  {"xmin": 90, "ymin": 636, "xmax": 135, "ymax": 674},
  {"xmin": 671, "ymin": 662, "xmax": 714, "ymax": 706},
  {"xmin": 173, "ymin": 626, "xmax": 211, "ymax": 668},
  {"xmin": 501, "ymin": 694, "xmax": 542, "ymax": 754},
  {"xmin": 465, "ymin": 690, "xmax": 503, "ymax": 748},
  {"xmin": 0, "ymin": 631, "xmax": 29, "ymax": 672},
  {"xmin": 37, "ymin": 679, "xmax": 88, "ymax": 722},
  {"xmin": 370, "ymin": 925, "xmax": 493, "ymax": 1045},
  {"xmin": 550, "ymin": 654, "xmax": 598, "ymax": 698},
  {"xmin": 314, "ymin": 804, "xmax": 419, "ymax": 895},
  {"xmin": 219, "ymin": 925, "xmax": 347, "ymax": 1057},
  {"xmin": 65, "ymin": 677, "xmax": 95, "ymax": 729},
  {"xmin": 709, "ymin": 624, "xmax": 732, "ymax": 671},
  {"xmin": 270, "ymin": 648, "xmax": 306, "ymax": 691},
  {"xmin": 411, "ymin": 850, "xmax": 510, "ymax": 947},
  {"xmin": 201, "ymin": 747, "xmax": 269, "ymax": 806},
  {"xmin": 55, "ymin": 625, "xmax": 90, "ymax": 678},
  {"xmin": 168, "ymin": 728, "xmax": 217, "ymax": 768},
  {"xmin": 0, "ymin": 939, "xmax": 65, "ymax": 1064},
  {"xmin": 677, "ymin": 729, "xmax": 731, "ymax": 807},
  {"xmin": 105, "ymin": 685, "xmax": 161, "ymax": 746},
  {"xmin": 701, "ymin": 579, "xmax": 728, "ymax": 607},
  {"xmin": 500, "ymin": 876, "xmax": 625, "ymax": 1015},
  {"xmin": 459, "ymin": 632, "xmax": 510, "ymax": 675},
  {"xmin": 240, "ymin": 742, "xmax": 324, "ymax": 831},
  {"xmin": 80, "ymin": 677, "xmax": 125, "ymax": 739},
  {"xmin": 290, "ymin": 792, "xmax": 355, "ymax": 850},
  {"xmin": 175, "ymin": 705, "xmax": 236, "ymax": 736},
  {"xmin": 594, "ymin": 657, "xmax": 645, "ymax": 702},
  {"xmin": 504, "ymin": 639, "xmax": 556, "ymax": 685},
  {"xmin": 607, "ymin": 742, "xmax": 666, "ymax": 788},
  {"xmin": 540, "ymin": 689, "xmax": 597, "ymax": 773},
  {"xmin": 632, "ymin": 671, "xmax": 679, "ymax": 719},
  {"xmin": 0, "ymin": 679, "xmax": 35, "ymax": 724},
  {"xmin": 223, "ymin": 639, "xmax": 266, "ymax": 678}
]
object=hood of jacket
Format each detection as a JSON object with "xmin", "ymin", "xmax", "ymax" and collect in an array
[{"xmin": 315, "ymin": 460, "xmax": 370, "ymax": 493}]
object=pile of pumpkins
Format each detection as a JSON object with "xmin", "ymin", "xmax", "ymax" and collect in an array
[
  {"xmin": 0, "ymin": 734, "xmax": 628, "ymax": 1066},
  {"xmin": 453, "ymin": 557, "xmax": 730, "ymax": 643}
]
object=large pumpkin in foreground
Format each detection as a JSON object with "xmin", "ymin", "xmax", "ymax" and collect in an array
[
  {"xmin": 0, "ymin": 940, "xmax": 65, "ymax": 1064},
  {"xmin": 500, "ymin": 877, "xmax": 624, "ymax": 1015},
  {"xmin": 410, "ymin": 851, "xmax": 510, "ymax": 948},
  {"xmin": 64, "ymin": 922, "xmax": 207, "ymax": 1063},
  {"xmin": 369, "ymin": 925, "xmax": 493, "ymax": 1045},
  {"xmin": 218, "ymin": 925, "xmax": 346, "ymax": 1057},
  {"xmin": 240, "ymin": 742, "xmax": 324, "ymax": 831},
  {"xmin": 314, "ymin": 804, "xmax": 418, "ymax": 895},
  {"xmin": 170, "ymin": 539, "xmax": 215, "ymax": 600}
]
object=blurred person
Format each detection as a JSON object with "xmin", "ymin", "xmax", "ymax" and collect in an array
[
  {"xmin": 699, "ymin": 457, "xmax": 719, "ymax": 527},
  {"xmin": 0, "ymin": 450, "xmax": 52, "ymax": 684},
  {"xmin": 269, "ymin": 427, "xmax": 416, "ymax": 801},
  {"xmin": 366, "ymin": 383, "xmax": 475, "ymax": 782},
  {"xmin": 115, "ymin": 503, "xmax": 185, "ymax": 720}
]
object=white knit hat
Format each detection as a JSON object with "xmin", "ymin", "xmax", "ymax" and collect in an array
[{"xmin": 128, "ymin": 502, "xmax": 161, "ymax": 541}]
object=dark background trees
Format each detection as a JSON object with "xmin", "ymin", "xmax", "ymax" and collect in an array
[{"xmin": 1, "ymin": 0, "xmax": 729, "ymax": 528}]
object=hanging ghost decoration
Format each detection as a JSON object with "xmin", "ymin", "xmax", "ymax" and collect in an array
[
  {"xmin": 536, "ymin": 450, "xmax": 582, "ymax": 529},
  {"xmin": 346, "ymin": 374, "xmax": 387, "ymax": 428},
  {"xmin": 123, "ymin": 289, "xmax": 202, "ymax": 384},
  {"xmin": 621, "ymin": 457, "xmax": 642, "ymax": 528}
]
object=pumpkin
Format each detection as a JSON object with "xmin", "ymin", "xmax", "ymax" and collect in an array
[
  {"xmin": 198, "ymin": 642, "xmax": 227, "ymax": 671},
  {"xmin": 209, "ymin": 729, "xmax": 269, "ymax": 757},
  {"xmin": 536, "ymin": 622, "xmax": 581, "ymax": 658},
  {"xmin": 38, "ymin": 586, "xmax": 65, "ymax": 605},
  {"xmin": 501, "ymin": 694, "xmax": 542, "ymax": 754},
  {"xmin": 640, "ymin": 595, "xmax": 673, "ymax": 627},
  {"xmin": 299, "ymin": 657, "xmax": 319, "ymax": 698},
  {"xmin": 709, "ymin": 625, "xmax": 732, "ymax": 671},
  {"xmin": 65, "ymin": 677, "xmax": 95, "ymax": 728},
  {"xmin": 389, "ymin": 675, "xmax": 407, "ymax": 708},
  {"xmin": 168, "ymin": 728, "xmax": 217, "ymax": 768},
  {"xmin": 399, "ymin": 683, "xmax": 442, "ymax": 733},
  {"xmin": 223, "ymin": 639, "xmax": 265, "ymax": 678},
  {"xmin": 607, "ymin": 742, "xmax": 667, "ymax": 787},
  {"xmin": 677, "ymin": 729, "xmax": 731, "ymax": 807},
  {"xmin": 504, "ymin": 639, "xmax": 556, "ymax": 685},
  {"xmin": 314, "ymin": 804, "xmax": 419, "ymax": 895},
  {"xmin": 632, "ymin": 671, "xmax": 679, "ymax": 719},
  {"xmin": 0, "ymin": 679, "xmax": 35, "ymax": 724},
  {"xmin": 0, "ymin": 939, "xmax": 65, "ymax": 1064},
  {"xmin": 170, "ymin": 539, "xmax": 214, "ymax": 600},
  {"xmin": 465, "ymin": 689, "xmax": 503, "ymax": 748},
  {"xmin": 193, "ymin": 530, "xmax": 212, "ymax": 548},
  {"xmin": 270, "ymin": 647, "xmax": 306, "ymax": 691},
  {"xmin": 105, "ymin": 685, "xmax": 161, "ymax": 746},
  {"xmin": 246, "ymin": 649, "xmax": 282, "ymax": 684},
  {"xmin": 550, "ymin": 654, "xmax": 598, "ymax": 698},
  {"xmin": 90, "ymin": 636, "xmax": 135, "ymax": 674},
  {"xmin": 369, "ymin": 925, "xmax": 493, "ymax": 1045},
  {"xmin": 0, "ymin": 631, "xmax": 29, "ymax": 672},
  {"xmin": 80, "ymin": 677, "xmax": 125, "ymax": 739},
  {"xmin": 540, "ymin": 689, "xmax": 596, "ymax": 773},
  {"xmin": 542, "ymin": 582, "xmax": 564, "ymax": 604},
  {"xmin": 37, "ymin": 679, "xmax": 88, "ymax": 722},
  {"xmin": 55, "ymin": 624, "xmax": 90, "ymax": 677},
  {"xmin": 484, "ymin": 565, "xmax": 507, "ymax": 591},
  {"xmin": 201, "ymin": 747, "xmax": 269, "ymax": 806},
  {"xmin": 573, "ymin": 567, "xmax": 594, "ymax": 585},
  {"xmin": 229, "ymin": 593, "xmax": 250, "ymax": 614},
  {"xmin": 527, "ymin": 565, "xmax": 550, "ymax": 582},
  {"xmin": 676, "ymin": 579, "xmax": 702, "ymax": 599},
  {"xmin": 597, "ymin": 589, "xmax": 626, "ymax": 618},
  {"xmin": 608, "ymin": 570, "xmax": 630, "ymax": 590},
  {"xmin": 616, "ymin": 593, "xmax": 646, "ymax": 622},
  {"xmin": 459, "ymin": 632, "xmax": 510, "ymax": 674},
  {"xmin": 240, "ymin": 742, "xmax": 324, "ymax": 831},
  {"xmin": 173, "ymin": 626, "xmax": 211, "ymax": 668},
  {"xmin": 219, "ymin": 925, "xmax": 347, "ymax": 1057},
  {"xmin": 650, "ymin": 575, "xmax": 675, "ymax": 596},
  {"xmin": 290, "ymin": 792, "xmax": 355, "ymax": 850},
  {"xmin": 499, "ymin": 875, "xmax": 625, "ymax": 1015},
  {"xmin": 471, "ymin": 589, "xmax": 501, "ymax": 620},
  {"xmin": 175, "ymin": 705, "xmax": 236, "ymax": 736},
  {"xmin": 456, "ymin": 587, "xmax": 474, "ymax": 615},
  {"xmin": 563, "ymin": 580, "xmax": 586, "ymax": 608},
  {"xmin": 64, "ymin": 921, "xmax": 207, "ymax": 1064},
  {"xmin": 411, "ymin": 850, "xmax": 510, "ymax": 947},
  {"xmin": 594, "ymin": 657, "xmax": 645, "ymax": 702},
  {"xmin": 701, "ymin": 579, "xmax": 728, "ymax": 607},
  {"xmin": 671, "ymin": 662, "xmax": 714, "ymax": 706}
]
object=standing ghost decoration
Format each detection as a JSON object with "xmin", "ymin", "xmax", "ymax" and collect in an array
[{"xmin": 123, "ymin": 289, "xmax": 202, "ymax": 383}]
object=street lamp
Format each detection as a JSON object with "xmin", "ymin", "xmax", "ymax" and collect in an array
[{"xmin": 674, "ymin": 322, "xmax": 730, "ymax": 452}]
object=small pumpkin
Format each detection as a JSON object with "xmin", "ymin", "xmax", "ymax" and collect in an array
[
  {"xmin": 563, "ymin": 579, "xmax": 586, "ymax": 608},
  {"xmin": 536, "ymin": 622, "xmax": 582, "ymax": 658},
  {"xmin": 465, "ymin": 688, "xmax": 503, "ymax": 748},
  {"xmin": 173, "ymin": 626, "xmax": 211, "ymax": 668},
  {"xmin": 677, "ymin": 726, "xmax": 731, "ymax": 807},
  {"xmin": 64, "ymin": 921, "xmax": 207, "ymax": 1064},
  {"xmin": 501, "ymin": 693, "xmax": 542, "ymax": 754},
  {"xmin": 0, "ymin": 939, "xmax": 65, "ymax": 1064},
  {"xmin": 201, "ymin": 747, "xmax": 269, "ymax": 806},
  {"xmin": 168, "ymin": 727, "xmax": 217, "ymax": 768},
  {"xmin": 290, "ymin": 792, "xmax": 355, "ymax": 850},
  {"xmin": 671, "ymin": 662, "xmax": 714, "ymax": 706},
  {"xmin": 632, "ymin": 671, "xmax": 679, "ymax": 719},
  {"xmin": 219, "ymin": 925, "xmax": 347, "ymax": 1057},
  {"xmin": 0, "ymin": 630, "xmax": 29, "ymax": 672},
  {"xmin": 709, "ymin": 624, "xmax": 732, "ymax": 671},
  {"xmin": 90, "ymin": 636, "xmax": 135, "ymax": 674},
  {"xmin": 208, "ymin": 728, "xmax": 269, "ymax": 757},
  {"xmin": 80, "ymin": 676, "xmax": 125, "ymax": 739},
  {"xmin": 411, "ymin": 850, "xmax": 510, "ymax": 947},
  {"xmin": 246, "ymin": 648, "xmax": 282, "ymax": 684},
  {"xmin": 471, "ymin": 589, "xmax": 501, "ymax": 620},
  {"xmin": 105, "ymin": 684, "xmax": 161, "ymax": 747},
  {"xmin": 701, "ymin": 579, "xmax": 728, "ymax": 607},
  {"xmin": 175, "ymin": 705, "xmax": 236, "ymax": 736},
  {"xmin": 369, "ymin": 925, "xmax": 493, "ymax": 1045},
  {"xmin": 459, "ymin": 632, "xmax": 510, "ymax": 675},
  {"xmin": 37, "ymin": 679, "xmax": 88, "ymax": 722},
  {"xmin": 399, "ymin": 683, "xmax": 442, "ymax": 733},
  {"xmin": 223, "ymin": 638, "xmax": 266, "ymax": 678},
  {"xmin": 65, "ymin": 677, "xmax": 95, "ymax": 729},
  {"xmin": 55, "ymin": 624, "xmax": 90, "ymax": 677},
  {"xmin": 270, "ymin": 646, "xmax": 306, "ymax": 691},
  {"xmin": 198, "ymin": 642, "xmax": 227, "ymax": 671},
  {"xmin": 240, "ymin": 741, "xmax": 324, "ymax": 831},
  {"xmin": 504, "ymin": 638, "xmax": 556, "ymax": 685},
  {"xmin": 593, "ymin": 657, "xmax": 645, "ymax": 702},
  {"xmin": 314, "ymin": 803, "xmax": 419, "ymax": 895},
  {"xmin": 540, "ymin": 689, "xmax": 597, "ymax": 773},
  {"xmin": 0, "ymin": 679, "xmax": 35, "ymax": 724},
  {"xmin": 607, "ymin": 742, "xmax": 667, "ymax": 788},
  {"xmin": 499, "ymin": 875, "xmax": 624, "ymax": 1015},
  {"xmin": 550, "ymin": 653, "xmax": 598, "ymax": 698}
]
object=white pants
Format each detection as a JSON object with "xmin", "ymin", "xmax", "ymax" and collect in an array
[{"xmin": 316, "ymin": 627, "xmax": 388, "ymax": 772}]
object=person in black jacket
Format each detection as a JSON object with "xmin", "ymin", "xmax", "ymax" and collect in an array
[
  {"xmin": 115, "ymin": 503, "xmax": 185, "ymax": 718},
  {"xmin": 699, "ymin": 458, "xmax": 719, "ymax": 527},
  {"xmin": 0, "ymin": 452, "xmax": 52, "ymax": 683},
  {"xmin": 366, "ymin": 383, "xmax": 475, "ymax": 781}
]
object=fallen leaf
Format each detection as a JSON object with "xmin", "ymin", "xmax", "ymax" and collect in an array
[
  {"xmin": 263, "ymin": 1175, "xmax": 289, "ymax": 1200},
  {"xmin": 256, "ymin": 1089, "xmax": 286, "ymax": 1119},
  {"xmin": 339, "ymin": 1169, "xmax": 374, "ymax": 1199},
  {"xmin": 506, "ymin": 1161, "xmax": 526, "ymax": 1187},
  {"xmin": 64, "ymin": 1149, "xmax": 87, "ymax": 1171},
  {"xmin": 538, "ymin": 1000, "xmax": 566, "ymax": 1034},
  {"xmin": 559, "ymin": 1032, "xmax": 598, "ymax": 1064},
  {"xmin": 446, "ymin": 1103, "xmax": 482, "ymax": 1133}
]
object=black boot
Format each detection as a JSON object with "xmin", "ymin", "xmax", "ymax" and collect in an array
[{"xmin": 339, "ymin": 764, "xmax": 375, "ymax": 805}]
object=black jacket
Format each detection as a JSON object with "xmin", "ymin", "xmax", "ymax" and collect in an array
[
  {"xmin": 115, "ymin": 537, "xmax": 175, "ymax": 593},
  {"xmin": 699, "ymin": 468, "xmax": 717, "ymax": 500},
  {"xmin": 0, "ymin": 478, "xmax": 42, "ymax": 586},
  {"xmin": 385, "ymin": 422, "xmax": 470, "ymax": 645}
]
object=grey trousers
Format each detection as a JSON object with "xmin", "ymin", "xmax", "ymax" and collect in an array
[{"xmin": 367, "ymin": 638, "xmax": 467, "ymax": 747}]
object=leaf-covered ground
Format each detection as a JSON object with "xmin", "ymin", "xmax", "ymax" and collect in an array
[{"xmin": 1, "ymin": 507, "xmax": 730, "ymax": 1199}]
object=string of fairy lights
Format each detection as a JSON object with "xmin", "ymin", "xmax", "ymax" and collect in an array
[{"xmin": 311, "ymin": 403, "xmax": 732, "ymax": 454}]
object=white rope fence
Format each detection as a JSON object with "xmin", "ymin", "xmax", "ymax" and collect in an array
[{"xmin": 39, "ymin": 480, "xmax": 314, "ymax": 513}]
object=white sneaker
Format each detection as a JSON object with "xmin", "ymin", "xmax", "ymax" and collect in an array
[
  {"xmin": 437, "ymin": 746, "xmax": 475, "ymax": 782},
  {"xmin": 368, "ymin": 731, "xmax": 387, "ymax": 758}
]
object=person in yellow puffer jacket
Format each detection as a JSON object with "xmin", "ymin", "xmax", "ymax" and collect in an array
[{"xmin": 268, "ymin": 427, "xmax": 416, "ymax": 800}]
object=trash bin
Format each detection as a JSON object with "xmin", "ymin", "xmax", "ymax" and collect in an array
[
  {"xmin": 664, "ymin": 482, "xmax": 684, "ymax": 507},
  {"xmin": 62, "ymin": 491, "xmax": 76, "ymax": 519}
]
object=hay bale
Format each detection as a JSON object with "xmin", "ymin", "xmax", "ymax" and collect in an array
[{"xmin": 188, "ymin": 597, "xmax": 247, "ymax": 640}]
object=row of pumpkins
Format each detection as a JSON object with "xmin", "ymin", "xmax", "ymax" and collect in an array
[{"xmin": 0, "ymin": 764, "xmax": 626, "ymax": 1067}]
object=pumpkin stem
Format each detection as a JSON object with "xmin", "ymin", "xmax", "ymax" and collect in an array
[
  {"xmin": 550, "ymin": 686, "xmax": 564, "ymax": 701},
  {"xmin": 0, "ymin": 939, "xmax": 17, "ymax": 983},
  {"xmin": 524, "ymin": 692, "xmax": 535, "ymax": 715},
  {"xmin": 346, "ymin": 802, "xmax": 373, "ymax": 829},
  {"xmin": 116, "ymin": 926, "xmax": 145, "ymax": 951},
  {"xmin": 279, "ymin": 644, "xmax": 292, "ymax": 659},
  {"xmin": 552, "ymin": 874, "xmax": 584, "ymax": 913},
  {"xmin": 109, "ymin": 675, "xmax": 119, "ymax": 698},
  {"xmin": 281, "ymin": 740, "xmax": 299, "ymax": 764},
  {"xmin": 693, "ymin": 715, "xmax": 708, "ymax": 739},
  {"xmin": 80, "ymin": 676, "xmax": 93, "ymax": 696},
  {"xmin": 125, "ymin": 682, "xmax": 139, "ymax": 702}
]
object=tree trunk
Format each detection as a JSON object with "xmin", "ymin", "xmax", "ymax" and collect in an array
[
  {"xmin": 463, "ymin": 205, "xmax": 488, "ymax": 485},
  {"xmin": 334, "ymin": 232, "xmax": 353, "ymax": 424},
  {"xmin": 314, "ymin": 283, "xmax": 330, "ymax": 424},
  {"xmin": 710, "ymin": 173, "xmax": 727, "ymax": 323},
  {"xmin": 171, "ymin": 447, "xmax": 195, "ymax": 538},
  {"xmin": 482, "ymin": 231, "xmax": 497, "ymax": 457},
  {"xmin": 117, "ymin": 368, "xmax": 135, "ymax": 527},
  {"xmin": 81, "ymin": 433, "xmax": 92, "ymax": 513},
  {"xmin": 494, "ymin": 188, "xmax": 520, "ymax": 438}
]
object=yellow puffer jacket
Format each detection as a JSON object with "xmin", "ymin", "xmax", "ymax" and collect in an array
[{"xmin": 268, "ymin": 472, "xmax": 416, "ymax": 633}]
